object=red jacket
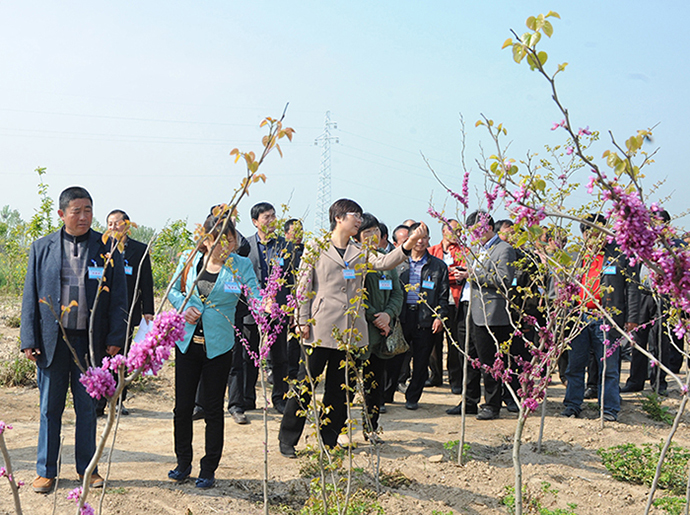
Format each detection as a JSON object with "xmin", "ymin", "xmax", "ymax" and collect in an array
[{"xmin": 428, "ymin": 242, "xmax": 467, "ymax": 307}]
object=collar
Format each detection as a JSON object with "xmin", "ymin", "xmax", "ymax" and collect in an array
[
  {"xmin": 61, "ymin": 227, "xmax": 91, "ymax": 244},
  {"xmin": 484, "ymin": 233, "xmax": 500, "ymax": 250},
  {"xmin": 410, "ymin": 251, "xmax": 429, "ymax": 264}
]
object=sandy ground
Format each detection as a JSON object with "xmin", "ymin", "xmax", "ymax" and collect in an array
[{"xmin": 1, "ymin": 295, "xmax": 688, "ymax": 515}]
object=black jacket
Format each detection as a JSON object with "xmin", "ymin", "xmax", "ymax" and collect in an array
[
  {"xmin": 396, "ymin": 252, "xmax": 450, "ymax": 329},
  {"xmin": 121, "ymin": 237, "xmax": 155, "ymax": 328}
]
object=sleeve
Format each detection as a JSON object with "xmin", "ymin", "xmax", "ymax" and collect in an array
[
  {"xmin": 140, "ymin": 247, "xmax": 155, "ymax": 315},
  {"xmin": 105, "ymin": 247, "xmax": 129, "ymax": 349},
  {"xmin": 295, "ymin": 243, "xmax": 317, "ymax": 326},
  {"xmin": 624, "ymin": 259, "xmax": 641, "ymax": 325},
  {"xmin": 167, "ymin": 251, "xmax": 192, "ymax": 311},
  {"xmin": 436, "ymin": 262, "xmax": 450, "ymax": 318},
  {"xmin": 367, "ymin": 244, "xmax": 407, "ymax": 271},
  {"xmin": 384, "ymin": 267, "xmax": 404, "ymax": 320},
  {"xmin": 20, "ymin": 243, "xmax": 39, "ymax": 351},
  {"xmin": 473, "ymin": 244, "xmax": 516, "ymax": 292},
  {"xmin": 237, "ymin": 257, "xmax": 261, "ymax": 302}
]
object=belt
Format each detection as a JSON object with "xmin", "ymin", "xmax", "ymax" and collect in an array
[{"xmin": 192, "ymin": 335, "xmax": 205, "ymax": 345}]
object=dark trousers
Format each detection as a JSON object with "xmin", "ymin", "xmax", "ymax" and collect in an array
[
  {"xmin": 287, "ymin": 334, "xmax": 302, "ymax": 380},
  {"xmin": 402, "ymin": 309, "xmax": 435, "ymax": 404},
  {"xmin": 361, "ymin": 354, "xmax": 386, "ymax": 432},
  {"xmin": 227, "ymin": 323, "xmax": 288, "ymax": 412},
  {"xmin": 449, "ymin": 302, "xmax": 468, "ymax": 390},
  {"xmin": 174, "ymin": 344, "xmax": 233, "ymax": 478},
  {"xmin": 429, "ymin": 303, "xmax": 457, "ymax": 385},
  {"xmin": 466, "ymin": 320, "xmax": 512, "ymax": 412},
  {"xmin": 278, "ymin": 346, "xmax": 354, "ymax": 449}
]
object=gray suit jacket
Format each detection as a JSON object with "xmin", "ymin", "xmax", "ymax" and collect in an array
[
  {"xmin": 469, "ymin": 236, "xmax": 516, "ymax": 327},
  {"xmin": 20, "ymin": 228, "xmax": 129, "ymax": 369}
]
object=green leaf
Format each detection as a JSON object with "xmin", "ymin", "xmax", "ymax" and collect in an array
[
  {"xmin": 526, "ymin": 16, "xmax": 536, "ymax": 30},
  {"xmin": 513, "ymin": 44, "xmax": 526, "ymax": 63},
  {"xmin": 515, "ymin": 231, "xmax": 528, "ymax": 248},
  {"xmin": 615, "ymin": 161, "xmax": 627, "ymax": 175},
  {"xmin": 557, "ymin": 62, "xmax": 568, "ymax": 72},
  {"xmin": 490, "ymin": 161, "xmax": 499, "ymax": 173},
  {"xmin": 534, "ymin": 178, "xmax": 546, "ymax": 191},
  {"xmin": 543, "ymin": 20, "xmax": 554, "ymax": 37},
  {"xmin": 508, "ymin": 164, "xmax": 519, "ymax": 175},
  {"xmin": 606, "ymin": 152, "xmax": 620, "ymax": 168},
  {"xmin": 557, "ymin": 250, "xmax": 572, "ymax": 266},
  {"xmin": 538, "ymin": 51, "xmax": 548, "ymax": 66},
  {"xmin": 502, "ymin": 38, "xmax": 513, "ymax": 50},
  {"xmin": 527, "ymin": 54, "xmax": 538, "ymax": 71},
  {"xmin": 546, "ymin": 11, "xmax": 561, "ymax": 19},
  {"xmin": 530, "ymin": 31, "xmax": 542, "ymax": 48}
]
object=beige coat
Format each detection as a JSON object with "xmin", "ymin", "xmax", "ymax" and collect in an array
[{"xmin": 296, "ymin": 240, "xmax": 407, "ymax": 349}]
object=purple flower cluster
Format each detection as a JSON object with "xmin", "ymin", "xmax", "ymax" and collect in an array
[
  {"xmin": 239, "ymin": 264, "xmax": 288, "ymax": 368},
  {"xmin": 0, "ymin": 421, "xmax": 11, "ymax": 435},
  {"xmin": 126, "ymin": 310, "xmax": 186, "ymax": 376},
  {"xmin": 79, "ymin": 366, "xmax": 116, "ymax": 400},
  {"xmin": 551, "ymin": 119, "xmax": 566, "ymax": 131},
  {"xmin": 67, "ymin": 487, "xmax": 95, "ymax": 515},
  {"xmin": 446, "ymin": 171, "xmax": 471, "ymax": 208}
]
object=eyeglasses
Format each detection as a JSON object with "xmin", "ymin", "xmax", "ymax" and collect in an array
[{"xmin": 346, "ymin": 212, "xmax": 363, "ymax": 220}]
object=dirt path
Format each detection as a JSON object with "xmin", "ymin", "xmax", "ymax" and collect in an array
[{"xmin": 1, "ymin": 297, "xmax": 688, "ymax": 514}]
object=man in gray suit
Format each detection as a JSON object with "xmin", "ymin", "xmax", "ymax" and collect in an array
[
  {"xmin": 450, "ymin": 210, "xmax": 516, "ymax": 420},
  {"xmin": 21, "ymin": 187, "xmax": 128, "ymax": 493}
]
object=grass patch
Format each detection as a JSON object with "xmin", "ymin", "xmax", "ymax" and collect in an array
[
  {"xmin": 501, "ymin": 482, "xmax": 577, "ymax": 515},
  {"xmin": 641, "ymin": 393, "xmax": 674, "ymax": 425},
  {"xmin": 379, "ymin": 469, "xmax": 411, "ymax": 489},
  {"xmin": 0, "ymin": 348, "xmax": 36, "ymax": 387}
]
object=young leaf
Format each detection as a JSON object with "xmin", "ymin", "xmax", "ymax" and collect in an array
[
  {"xmin": 502, "ymin": 38, "xmax": 513, "ymax": 49},
  {"xmin": 526, "ymin": 16, "xmax": 536, "ymax": 30},
  {"xmin": 543, "ymin": 20, "xmax": 554, "ymax": 38},
  {"xmin": 546, "ymin": 11, "xmax": 560, "ymax": 19}
]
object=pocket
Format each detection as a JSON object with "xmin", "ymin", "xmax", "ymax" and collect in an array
[{"xmin": 311, "ymin": 297, "xmax": 324, "ymax": 317}]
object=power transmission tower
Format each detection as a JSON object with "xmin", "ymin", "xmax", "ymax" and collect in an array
[{"xmin": 314, "ymin": 111, "xmax": 338, "ymax": 231}]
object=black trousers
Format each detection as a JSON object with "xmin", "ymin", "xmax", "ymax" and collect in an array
[
  {"xmin": 429, "ymin": 303, "xmax": 457, "ymax": 385},
  {"xmin": 402, "ymin": 309, "xmax": 435, "ymax": 404},
  {"xmin": 278, "ymin": 346, "xmax": 355, "ymax": 449},
  {"xmin": 449, "ymin": 301, "xmax": 468, "ymax": 390},
  {"xmin": 465, "ymin": 320, "xmax": 512, "ymax": 412},
  {"xmin": 227, "ymin": 323, "xmax": 288, "ymax": 412},
  {"xmin": 361, "ymin": 353, "xmax": 386, "ymax": 432},
  {"xmin": 174, "ymin": 344, "xmax": 233, "ymax": 478}
]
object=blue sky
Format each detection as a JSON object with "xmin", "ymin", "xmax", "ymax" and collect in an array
[{"xmin": 1, "ymin": 1, "xmax": 688, "ymax": 241}]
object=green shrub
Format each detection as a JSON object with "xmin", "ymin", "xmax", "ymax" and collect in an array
[
  {"xmin": 598, "ymin": 442, "xmax": 690, "ymax": 495},
  {"xmin": 443, "ymin": 439, "xmax": 471, "ymax": 462},
  {"xmin": 0, "ymin": 351, "xmax": 36, "ymax": 387},
  {"xmin": 653, "ymin": 496, "xmax": 686, "ymax": 515},
  {"xmin": 301, "ymin": 480, "xmax": 383, "ymax": 515},
  {"xmin": 641, "ymin": 393, "xmax": 675, "ymax": 425},
  {"xmin": 501, "ymin": 482, "xmax": 577, "ymax": 515}
]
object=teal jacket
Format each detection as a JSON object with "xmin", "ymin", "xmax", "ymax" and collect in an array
[
  {"xmin": 168, "ymin": 250, "xmax": 260, "ymax": 359},
  {"xmin": 362, "ymin": 267, "xmax": 403, "ymax": 360}
]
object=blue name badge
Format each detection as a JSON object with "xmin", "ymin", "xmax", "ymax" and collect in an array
[
  {"xmin": 603, "ymin": 265, "xmax": 617, "ymax": 275},
  {"xmin": 88, "ymin": 266, "xmax": 104, "ymax": 280},
  {"xmin": 124, "ymin": 265, "xmax": 133, "ymax": 276},
  {"xmin": 511, "ymin": 277, "xmax": 517, "ymax": 286},
  {"xmin": 379, "ymin": 279, "xmax": 393, "ymax": 290},
  {"xmin": 422, "ymin": 279, "xmax": 435, "ymax": 290},
  {"xmin": 343, "ymin": 268, "xmax": 356, "ymax": 280},
  {"xmin": 224, "ymin": 281, "xmax": 241, "ymax": 293},
  {"xmin": 277, "ymin": 257, "xmax": 285, "ymax": 267}
]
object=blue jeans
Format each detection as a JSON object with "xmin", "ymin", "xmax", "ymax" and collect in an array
[
  {"xmin": 36, "ymin": 333, "xmax": 98, "ymax": 478},
  {"xmin": 563, "ymin": 317, "xmax": 620, "ymax": 417}
]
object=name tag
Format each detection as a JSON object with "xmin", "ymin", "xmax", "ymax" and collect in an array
[
  {"xmin": 603, "ymin": 265, "xmax": 616, "ymax": 275},
  {"xmin": 224, "ymin": 281, "xmax": 241, "ymax": 293},
  {"xmin": 124, "ymin": 266, "xmax": 133, "ymax": 276},
  {"xmin": 511, "ymin": 277, "xmax": 517, "ymax": 286},
  {"xmin": 88, "ymin": 267, "xmax": 104, "ymax": 280},
  {"xmin": 379, "ymin": 279, "xmax": 392, "ymax": 290},
  {"xmin": 422, "ymin": 280, "xmax": 435, "ymax": 290},
  {"xmin": 277, "ymin": 257, "xmax": 284, "ymax": 266},
  {"xmin": 343, "ymin": 269, "xmax": 356, "ymax": 280}
]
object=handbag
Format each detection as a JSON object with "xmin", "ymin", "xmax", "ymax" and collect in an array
[{"xmin": 380, "ymin": 318, "xmax": 409, "ymax": 358}]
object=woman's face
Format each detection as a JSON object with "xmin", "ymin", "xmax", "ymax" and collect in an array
[
  {"xmin": 357, "ymin": 226, "xmax": 380, "ymax": 246},
  {"xmin": 336, "ymin": 211, "xmax": 362, "ymax": 237},
  {"xmin": 204, "ymin": 231, "xmax": 237, "ymax": 262}
]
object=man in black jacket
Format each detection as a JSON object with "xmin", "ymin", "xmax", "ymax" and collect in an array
[
  {"xmin": 562, "ymin": 214, "xmax": 640, "ymax": 421},
  {"xmin": 100, "ymin": 209, "xmax": 155, "ymax": 416},
  {"xmin": 385, "ymin": 222, "xmax": 449, "ymax": 410}
]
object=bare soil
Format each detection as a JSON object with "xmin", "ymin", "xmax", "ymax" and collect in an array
[{"xmin": 1, "ymin": 295, "xmax": 688, "ymax": 515}]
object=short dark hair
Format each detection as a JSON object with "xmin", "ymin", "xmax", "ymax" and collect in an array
[
  {"xmin": 408, "ymin": 222, "xmax": 422, "ymax": 233},
  {"xmin": 378, "ymin": 222, "xmax": 389, "ymax": 240},
  {"xmin": 466, "ymin": 210, "xmax": 494, "ymax": 229},
  {"xmin": 494, "ymin": 219, "xmax": 513, "ymax": 232},
  {"xmin": 284, "ymin": 218, "xmax": 301, "ymax": 233},
  {"xmin": 59, "ymin": 187, "xmax": 92, "ymax": 212},
  {"xmin": 329, "ymin": 198, "xmax": 362, "ymax": 231},
  {"xmin": 251, "ymin": 202, "xmax": 275, "ymax": 221},
  {"xmin": 107, "ymin": 209, "xmax": 129, "ymax": 222},
  {"xmin": 579, "ymin": 213, "xmax": 607, "ymax": 234},
  {"xmin": 392, "ymin": 224, "xmax": 409, "ymax": 243},
  {"xmin": 356, "ymin": 213, "xmax": 380, "ymax": 241},
  {"xmin": 655, "ymin": 209, "xmax": 671, "ymax": 224}
]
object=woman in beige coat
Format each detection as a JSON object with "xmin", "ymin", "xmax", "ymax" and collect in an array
[{"xmin": 278, "ymin": 199, "xmax": 427, "ymax": 457}]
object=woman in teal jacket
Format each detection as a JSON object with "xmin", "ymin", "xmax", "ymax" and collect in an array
[{"xmin": 167, "ymin": 212, "xmax": 260, "ymax": 488}]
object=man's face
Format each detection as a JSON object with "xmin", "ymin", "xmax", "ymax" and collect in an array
[
  {"xmin": 394, "ymin": 229, "xmax": 409, "ymax": 247},
  {"xmin": 107, "ymin": 213, "xmax": 128, "ymax": 240},
  {"xmin": 58, "ymin": 198, "xmax": 93, "ymax": 237},
  {"xmin": 413, "ymin": 234, "xmax": 429, "ymax": 253},
  {"xmin": 253, "ymin": 209, "xmax": 277, "ymax": 236},
  {"xmin": 498, "ymin": 225, "xmax": 513, "ymax": 242},
  {"xmin": 286, "ymin": 222, "xmax": 303, "ymax": 244},
  {"xmin": 359, "ymin": 226, "xmax": 380, "ymax": 247},
  {"xmin": 442, "ymin": 221, "xmax": 459, "ymax": 243}
]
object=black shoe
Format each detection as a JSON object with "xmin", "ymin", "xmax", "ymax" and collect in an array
[
  {"xmin": 446, "ymin": 403, "xmax": 478, "ymax": 415},
  {"xmin": 397, "ymin": 383, "xmax": 408, "ymax": 394},
  {"xmin": 560, "ymin": 407, "xmax": 579, "ymax": 418},
  {"xmin": 620, "ymin": 384, "xmax": 643, "ymax": 393},
  {"xmin": 230, "ymin": 411, "xmax": 248, "ymax": 425},
  {"xmin": 116, "ymin": 405, "xmax": 130, "ymax": 416},
  {"xmin": 450, "ymin": 386, "xmax": 463, "ymax": 395},
  {"xmin": 279, "ymin": 441, "xmax": 296, "ymax": 458},
  {"xmin": 425, "ymin": 378, "xmax": 442, "ymax": 387},
  {"xmin": 504, "ymin": 401, "xmax": 519, "ymax": 413},
  {"xmin": 405, "ymin": 401, "xmax": 419, "ymax": 410},
  {"xmin": 273, "ymin": 401, "xmax": 286, "ymax": 414},
  {"xmin": 192, "ymin": 406, "xmax": 205, "ymax": 421},
  {"xmin": 168, "ymin": 464, "xmax": 192, "ymax": 482},
  {"xmin": 603, "ymin": 412, "xmax": 617, "ymax": 422},
  {"xmin": 584, "ymin": 387, "xmax": 598, "ymax": 399},
  {"xmin": 476, "ymin": 407, "xmax": 499, "ymax": 420},
  {"xmin": 379, "ymin": 404, "xmax": 387, "ymax": 414}
]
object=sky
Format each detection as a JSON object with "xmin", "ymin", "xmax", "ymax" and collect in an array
[{"xmin": 1, "ymin": 1, "xmax": 688, "ymax": 242}]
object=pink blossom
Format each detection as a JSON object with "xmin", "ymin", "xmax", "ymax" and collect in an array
[
  {"xmin": 0, "ymin": 421, "xmax": 11, "ymax": 435},
  {"xmin": 79, "ymin": 367, "xmax": 116, "ymax": 399},
  {"xmin": 126, "ymin": 310, "xmax": 186, "ymax": 376},
  {"xmin": 566, "ymin": 146, "xmax": 574, "ymax": 155},
  {"xmin": 67, "ymin": 487, "xmax": 95, "ymax": 515},
  {"xmin": 551, "ymin": 119, "xmax": 565, "ymax": 131},
  {"xmin": 578, "ymin": 126, "xmax": 591, "ymax": 136},
  {"xmin": 586, "ymin": 175, "xmax": 597, "ymax": 194}
]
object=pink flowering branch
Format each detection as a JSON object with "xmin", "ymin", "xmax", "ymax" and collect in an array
[{"xmin": 0, "ymin": 421, "xmax": 23, "ymax": 515}]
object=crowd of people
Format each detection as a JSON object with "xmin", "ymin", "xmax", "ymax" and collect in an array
[{"xmin": 19, "ymin": 186, "xmax": 686, "ymax": 492}]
